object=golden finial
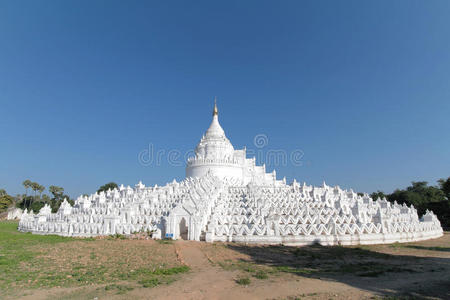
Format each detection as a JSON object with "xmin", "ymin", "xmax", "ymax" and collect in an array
[{"xmin": 213, "ymin": 96, "xmax": 218, "ymax": 116}]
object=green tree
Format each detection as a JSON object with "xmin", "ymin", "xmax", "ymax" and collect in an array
[
  {"xmin": 377, "ymin": 180, "xmax": 449, "ymax": 228},
  {"xmin": 38, "ymin": 185, "xmax": 45, "ymax": 199},
  {"xmin": 22, "ymin": 180, "xmax": 32, "ymax": 196},
  {"xmin": 0, "ymin": 189, "xmax": 14, "ymax": 213},
  {"xmin": 31, "ymin": 182, "xmax": 40, "ymax": 204},
  {"xmin": 42, "ymin": 194, "xmax": 51, "ymax": 204},
  {"xmin": 29, "ymin": 201, "xmax": 45, "ymax": 213},
  {"xmin": 49, "ymin": 185, "xmax": 64, "ymax": 198},
  {"xmin": 22, "ymin": 179, "xmax": 32, "ymax": 208},
  {"xmin": 97, "ymin": 182, "xmax": 118, "ymax": 194},
  {"xmin": 18, "ymin": 196, "xmax": 33, "ymax": 210},
  {"xmin": 438, "ymin": 177, "xmax": 450, "ymax": 200},
  {"xmin": 49, "ymin": 186, "xmax": 65, "ymax": 212},
  {"xmin": 388, "ymin": 181, "xmax": 445, "ymax": 213},
  {"xmin": 48, "ymin": 185, "xmax": 73, "ymax": 212},
  {"xmin": 370, "ymin": 190, "xmax": 387, "ymax": 200}
]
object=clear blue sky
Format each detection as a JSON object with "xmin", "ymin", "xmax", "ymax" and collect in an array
[{"xmin": 1, "ymin": 1, "xmax": 449, "ymax": 198}]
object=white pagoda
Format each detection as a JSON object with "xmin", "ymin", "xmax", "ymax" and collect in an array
[{"xmin": 19, "ymin": 101, "xmax": 443, "ymax": 245}]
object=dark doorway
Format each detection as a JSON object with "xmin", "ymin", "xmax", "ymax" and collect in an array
[{"xmin": 179, "ymin": 217, "xmax": 188, "ymax": 240}]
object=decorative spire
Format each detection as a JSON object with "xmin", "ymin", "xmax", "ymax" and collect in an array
[{"xmin": 212, "ymin": 97, "xmax": 218, "ymax": 116}]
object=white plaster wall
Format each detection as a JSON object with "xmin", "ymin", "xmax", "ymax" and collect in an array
[{"xmin": 186, "ymin": 164, "xmax": 243, "ymax": 181}]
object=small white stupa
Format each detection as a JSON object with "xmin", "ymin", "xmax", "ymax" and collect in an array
[{"xmin": 19, "ymin": 100, "xmax": 443, "ymax": 245}]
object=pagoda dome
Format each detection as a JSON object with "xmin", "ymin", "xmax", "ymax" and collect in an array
[
  {"xmin": 194, "ymin": 99, "xmax": 234, "ymax": 160},
  {"xmin": 186, "ymin": 98, "xmax": 242, "ymax": 181}
]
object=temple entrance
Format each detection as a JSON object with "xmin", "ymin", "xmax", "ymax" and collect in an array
[{"xmin": 179, "ymin": 217, "xmax": 188, "ymax": 240}]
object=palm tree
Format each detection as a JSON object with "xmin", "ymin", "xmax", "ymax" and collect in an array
[
  {"xmin": 42, "ymin": 194, "xmax": 51, "ymax": 204},
  {"xmin": 31, "ymin": 182, "xmax": 40, "ymax": 207},
  {"xmin": 22, "ymin": 180, "xmax": 32, "ymax": 208},
  {"xmin": 38, "ymin": 185, "xmax": 45, "ymax": 200},
  {"xmin": 49, "ymin": 185, "xmax": 64, "ymax": 209},
  {"xmin": 49, "ymin": 185, "xmax": 64, "ymax": 198}
]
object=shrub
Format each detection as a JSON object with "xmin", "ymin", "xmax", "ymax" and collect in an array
[
  {"xmin": 254, "ymin": 270, "xmax": 268, "ymax": 279},
  {"xmin": 235, "ymin": 277, "xmax": 251, "ymax": 285}
]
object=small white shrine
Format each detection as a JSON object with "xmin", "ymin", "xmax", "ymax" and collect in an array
[{"xmin": 19, "ymin": 101, "xmax": 443, "ymax": 245}]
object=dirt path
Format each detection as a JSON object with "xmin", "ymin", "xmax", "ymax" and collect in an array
[
  {"xmin": 176, "ymin": 241, "xmax": 210, "ymax": 268},
  {"xmin": 126, "ymin": 241, "xmax": 371, "ymax": 300},
  {"xmin": 137, "ymin": 241, "xmax": 239, "ymax": 299}
]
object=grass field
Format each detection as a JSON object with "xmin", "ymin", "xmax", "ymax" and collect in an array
[{"xmin": 0, "ymin": 221, "xmax": 188, "ymax": 297}]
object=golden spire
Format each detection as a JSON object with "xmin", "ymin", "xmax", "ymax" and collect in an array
[{"xmin": 212, "ymin": 96, "xmax": 218, "ymax": 116}]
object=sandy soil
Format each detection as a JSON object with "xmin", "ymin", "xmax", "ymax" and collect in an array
[{"xmin": 10, "ymin": 233, "xmax": 450, "ymax": 300}]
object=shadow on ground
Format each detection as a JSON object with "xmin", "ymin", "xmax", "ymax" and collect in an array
[
  {"xmin": 225, "ymin": 242, "xmax": 450, "ymax": 299},
  {"xmin": 402, "ymin": 245, "xmax": 450, "ymax": 252}
]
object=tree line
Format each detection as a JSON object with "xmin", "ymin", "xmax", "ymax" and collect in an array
[
  {"xmin": 0, "ymin": 181, "xmax": 120, "ymax": 215},
  {"xmin": 17, "ymin": 180, "xmax": 74, "ymax": 213},
  {"xmin": 369, "ymin": 177, "xmax": 450, "ymax": 228}
]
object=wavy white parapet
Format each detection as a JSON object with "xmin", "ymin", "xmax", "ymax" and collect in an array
[{"xmin": 18, "ymin": 174, "xmax": 443, "ymax": 245}]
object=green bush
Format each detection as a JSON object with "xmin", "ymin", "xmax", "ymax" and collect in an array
[
  {"xmin": 235, "ymin": 277, "xmax": 251, "ymax": 285},
  {"xmin": 0, "ymin": 195, "xmax": 14, "ymax": 213},
  {"xmin": 254, "ymin": 270, "xmax": 268, "ymax": 279}
]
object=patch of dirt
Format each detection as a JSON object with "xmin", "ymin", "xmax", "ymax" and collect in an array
[{"xmin": 36, "ymin": 239, "xmax": 180, "ymax": 272}]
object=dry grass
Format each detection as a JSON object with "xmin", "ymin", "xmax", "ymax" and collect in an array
[{"xmin": 0, "ymin": 221, "xmax": 188, "ymax": 296}]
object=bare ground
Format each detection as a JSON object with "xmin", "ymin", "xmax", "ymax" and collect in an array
[{"xmin": 5, "ymin": 233, "xmax": 450, "ymax": 300}]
